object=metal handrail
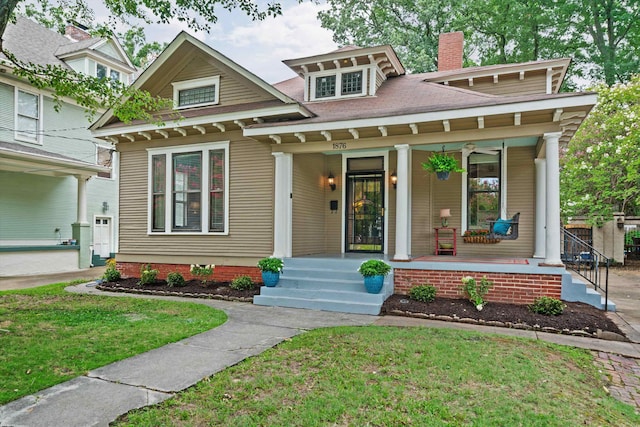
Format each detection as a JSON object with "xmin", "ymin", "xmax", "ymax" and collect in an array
[{"xmin": 561, "ymin": 228, "xmax": 610, "ymax": 311}]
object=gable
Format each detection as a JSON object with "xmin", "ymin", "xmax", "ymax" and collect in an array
[{"xmin": 94, "ymin": 40, "xmax": 127, "ymax": 64}]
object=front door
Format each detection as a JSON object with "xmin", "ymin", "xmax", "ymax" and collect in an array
[
  {"xmin": 93, "ymin": 217, "xmax": 111, "ymax": 258},
  {"xmin": 346, "ymin": 172, "xmax": 384, "ymax": 252}
]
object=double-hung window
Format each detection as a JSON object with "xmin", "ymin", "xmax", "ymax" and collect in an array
[
  {"xmin": 311, "ymin": 68, "xmax": 367, "ymax": 100},
  {"xmin": 465, "ymin": 152, "xmax": 502, "ymax": 230},
  {"xmin": 148, "ymin": 142, "xmax": 229, "ymax": 234},
  {"xmin": 15, "ymin": 89, "xmax": 41, "ymax": 144},
  {"xmin": 172, "ymin": 76, "xmax": 220, "ymax": 109}
]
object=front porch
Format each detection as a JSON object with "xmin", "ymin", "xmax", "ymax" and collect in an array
[{"xmin": 254, "ymin": 254, "xmax": 613, "ymax": 315}]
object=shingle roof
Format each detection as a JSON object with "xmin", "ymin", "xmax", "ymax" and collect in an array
[
  {"xmin": 268, "ymin": 72, "xmax": 583, "ymax": 127},
  {"xmin": 1, "ymin": 16, "xmax": 72, "ymax": 68}
]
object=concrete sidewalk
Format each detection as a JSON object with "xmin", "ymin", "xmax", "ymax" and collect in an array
[{"xmin": 1, "ymin": 270, "xmax": 639, "ymax": 426}]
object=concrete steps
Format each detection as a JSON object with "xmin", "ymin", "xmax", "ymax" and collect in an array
[
  {"xmin": 561, "ymin": 272, "xmax": 616, "ymax": 311},
  {"xmin": 253, "ymin": 257, "xmax": 393, "ymax": 315}
]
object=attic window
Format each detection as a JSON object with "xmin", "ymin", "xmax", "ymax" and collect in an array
[
  {"xmin": 341, "ymin": 71, "xmax": 363, "ymax": 95},
  {"xmin": 309, "ymin": 68, "xmax": 368, "ymax": 101},
  {"xmin": 173, "ymin": 76, "xmax": 220, "ymax": 109},
  {"xmin": 315, "ymin": 75, "xmax": 336, "ymax": 98}
]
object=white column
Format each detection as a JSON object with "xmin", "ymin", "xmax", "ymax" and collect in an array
[
  {"xmin": 394, "ymin": 144, "xmax": 410, "ymax": 260},
  {"xmin": 543, "ymin": 132, "xmax": 563, "ymax": 265},
  {"xmin": 75, "ymin": 175, "xmax": 89, "ymax": 224},
  {"xmin": 272, "ymin": 152, "xmax": 293, "ymax": 258},
  {"xmin": 533, "ymin": 158, "xmax": 546, "ymax": 258}
]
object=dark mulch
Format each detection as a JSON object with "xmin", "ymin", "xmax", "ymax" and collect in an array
[
  {"xmin": 98, "ymin": 277, "xmax": 627, "ymax": 340},
  {"xmin": 97, "ymin": 278, "xmax": 261, "ymax": 302},
  {"xmin": 382, "ymin": 294, "xmax": 626, "ymax": 339}
]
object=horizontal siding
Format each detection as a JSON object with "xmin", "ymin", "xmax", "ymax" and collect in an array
[
  {"xmin": 450, "ymin": 73, "xmax": 547, "ymax": 96},
  {"xmin": 292, "ymin": 153, "xmax": 326, "ymax": 255},
  {"xmin": 324, "ymin": 155, "xmax": 342, "ymax": 253},
  {"xmin": 118, "ymin": 135, "xmax": 274, "ymax": 259},
  {"xmin": 411, "ymin": 152, "xmax": 433, "ymax": 256}
]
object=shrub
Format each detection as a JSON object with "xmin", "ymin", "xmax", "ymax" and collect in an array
[
  {"xmin": 231, "ymin": 275, "xmax": 255, "ymax": 291},
  {"xmin": 357, "ymin": 259, "xmax": 392, "ymax": 277},
  {"xmin": 409, "ymin": 284, "xmax": 437, "ymax": 303},
  {"xmin": 257, "ymin": 257, "xmax": 284, "ymax": 273},
  {"xmin": 103, "ymin": 258, "xmax": 121, "ymax": 282},
  {"xmin": 460, "ymin": 276, "xmax": 493, "ymax": 310},
  {"xmin": 190, "ymin": 264, "xmax": 214, "ymax": 284},
  {"xmin": 167, "ymin": 272, "xmax": 186, "ymax": 287},
  {"xmin": 529, "ymin": 296, "xmax": 566, "ymax": 316},
  {"xmin": 138, "ymin": 264, "xmax": 159, "ymax": 286}
]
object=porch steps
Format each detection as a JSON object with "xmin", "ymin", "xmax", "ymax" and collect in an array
[
  {"xmin": 253, "ymin": 257, "xmax": 393, "ymax": 315},
  {"xmin": 561, "ymin": 273, "xmax": 616, "ymax": 311}
]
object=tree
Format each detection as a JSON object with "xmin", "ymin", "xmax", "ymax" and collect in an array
[
  {"xmin": 318, "ymin": 0, "xmax": 640, "ymax": 86},
  {"xmin": 560, "ymin": 74, "xmax": 640, "ymax": 225},
  {"xmin": 0, "ymin": 0, "xmax": 287, "ymax": 123}
]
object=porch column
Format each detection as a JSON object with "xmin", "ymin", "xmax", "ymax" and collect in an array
[
  {"xmin": 272, "ymin": 152, "xmax": 292, "ymax": 258},
  {"xmin": 394, "ymin": 144, "xmax": 410, "ymax": 260},
  {"xmin": 533, "ymin": 158, "xmax": 546, "ymax": 258},
  {"xmin": 543, "ymin": 132, "xmax": 563, "ymax": 265},
  {"xmin": 73, "ymin": 175, "xmax": 91, "ymax": 269}
]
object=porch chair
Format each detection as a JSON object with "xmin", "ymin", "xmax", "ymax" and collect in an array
[{"xmin": 487, "ymin": 212, "xmax": 520, "ymax": 241}]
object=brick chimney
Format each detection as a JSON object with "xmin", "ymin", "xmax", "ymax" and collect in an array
[
  {"xmin": 438, "ymin": 32, "xmax": 464, "ymax": 72},
  {"xmin": 65, "ymin": 24, "xmax": 91, "ymax": 42}
]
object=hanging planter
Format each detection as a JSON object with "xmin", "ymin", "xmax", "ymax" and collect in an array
[{"xmin": 422, "ymin": 147, "xmax": 465, "ymax": 181}]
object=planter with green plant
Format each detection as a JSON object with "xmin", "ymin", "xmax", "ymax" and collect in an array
[
  {"xmin": 421, "ymin": 151, "xmax": 465, "ymax": 180},
  {"xmin": 357, "ymin": 259, "xmax": 392, "ymax": 293},
  {"xmin": 257, "ymin": 257, "xmax": 284, "ymax": 287}
]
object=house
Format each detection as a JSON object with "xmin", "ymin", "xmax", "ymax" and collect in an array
[
  {"xmin": 91, "ymin": 31, "xmax": 602, "ymax": 313},
  {"xmin": 0, "ymin": 17, "xmax": 136, "ymax": 275}
]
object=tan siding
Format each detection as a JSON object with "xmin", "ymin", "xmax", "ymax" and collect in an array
[
  {"xmin": 387, "ymin": 151, "xmax": 397, "ymax": 256},
  {"xmin": 324, "ymin": 155, "xmax": 343, "ymax": 253},
  {"xmin": 450, "ymin": 73, "xmax": 547, "ymax": 96},
  {"xmin": 117, "ymin": 134, "xmax": 274, "ymax": 261},
  {"xmin": 429, "ymin": 154, "xmax": 464, "ymax": 255},
  {"xmin": 411, "ymin": 151, "xmax": 434, "ymax": 255},
  {"xmin": 292, "ymin": 153, "xmax": 326, "ymax": 255}
]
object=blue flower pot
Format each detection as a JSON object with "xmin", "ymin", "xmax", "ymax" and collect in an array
[
  {"xmin": 363, "ymin": 275, "xmax": 384, "ymax": 294},
  {"xmin": 436, "ymin": 171, "xmax": 450, "ymax": 181},
  {"xmin": 262, "ymin": 271, "xmax": 280, "ymax": 287}
]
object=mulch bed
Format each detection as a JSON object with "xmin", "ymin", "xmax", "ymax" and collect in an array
[{"xmin": 97, "ymin": 277, "xmax": 627, "ymax": 341}]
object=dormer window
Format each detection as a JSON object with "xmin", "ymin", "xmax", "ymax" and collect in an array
[
  {"xmin": 310, "ymin": 68, "xmax": 368, "ymax": 101},
  {"xmin": 96, "ymin": 63, "xmax": 122, "ymax": 83},
  {"xmin": 172, "ymin": 76, "xmax": 220, "ymax": 109}
]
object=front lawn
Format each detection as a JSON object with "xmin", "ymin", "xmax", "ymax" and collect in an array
[
  {"xmin": 117, "ymin": 326, "xmax": 639, "ymax": 426},
  {"xmin": 0, "ymin": 281, "xmax": 226, "ymax": 404}
]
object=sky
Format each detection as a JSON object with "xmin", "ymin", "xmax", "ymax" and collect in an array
[{"xmin": 93, "ymin": 0, "xmax": 339, "ymax": 83}]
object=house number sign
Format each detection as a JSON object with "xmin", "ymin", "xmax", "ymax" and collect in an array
[{"xmin": 332, "ymin": 142, "xmax": 347, "ymax": 150}]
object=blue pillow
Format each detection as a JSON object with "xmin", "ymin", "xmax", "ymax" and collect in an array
[{"xmin": 493, "ymin": 218, "xmax": 512, "ymax": 235}]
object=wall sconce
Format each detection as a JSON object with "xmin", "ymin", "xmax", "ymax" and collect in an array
[
  {"xmin": 390, "ymin": 172, "xmax": 397, "ymax": 189},
  {"xmin": 440, "ymin": 208, "xmax": 451, "ymax": 227},
  {"xmin": 617, "ymin": 217, "xmax": 624, "ymax": 229},
  {"xmin": 102, "ymin": 201, "xmax": 109, "ymax": 213},
  {"xmin": 328, "ymin": 173, "xmax": 336, "ymax": 191}
]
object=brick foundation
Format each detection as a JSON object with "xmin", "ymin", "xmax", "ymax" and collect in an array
[
  {"xmin": 394, "ymin": 269, "xmax": 562, "ymax": 305},
  {"xmin": 117, "ymin": 262, "xmax": 262, "ymax": 284}
]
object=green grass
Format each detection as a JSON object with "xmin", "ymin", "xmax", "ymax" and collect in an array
[
  {"xmin": 117, "ymin": 326, "xmax": 640, "ymax": 426},
  {"xmin": 0, "ymin": 280, "xmax": 227, "ymax": 404}
]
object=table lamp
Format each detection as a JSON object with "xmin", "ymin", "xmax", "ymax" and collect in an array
[{"xmin": 440, "ymin": 208, "xmax": 451, "ymax": 227}]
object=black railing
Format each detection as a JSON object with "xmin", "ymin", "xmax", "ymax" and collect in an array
[{"xmin": 562, "ymin": 228, "xmax": 610, "ymax": 311}]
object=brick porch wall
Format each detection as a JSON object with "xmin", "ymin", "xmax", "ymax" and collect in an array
[
  {"xmin": 394, "ymin": 269, "xmax": 562, "ymax": 305},
  {"xmin": 117, "ymin": 262, "xmax": 263, "ymax": 284}
]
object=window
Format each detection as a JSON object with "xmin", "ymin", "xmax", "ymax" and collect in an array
[
  {"xmin": 310, "ymin": 68, "xmax": 368, "ymax": 101},
  {"xmin": 97, "ymin": 64, "xmax": 107, "ymax": 79},
  {"xmin": 466, "ymin": 153, "xmax": 501, "ymax": 229},
  {"xmin": 149, "ymin": 142, "xmax": 228, "ymax": 234},
  {"xmin": 341, "ymin": 71, "xmax": 363, "ymax": 95},
  {"xmin": 15, "ymin": 89, "xmax": 40, "ymax": 143},
  {"xmin": 97, "ymin": 145, "xmax": 114, "ymax": 179},
  {"xmin": 172, "ymin": 76, "xmax": 220, "ymax": 109},
  {"xmin": 316, "ymin": 75, "xmax": 336, "ymax": 98},
  {"xmin": 96, "ymin": 63, "xmax": 122, "ymax": 83}
]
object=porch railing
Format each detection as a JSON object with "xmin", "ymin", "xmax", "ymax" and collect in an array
[{"xmin": 561, "ymin": 228, "xmax": 610, "ymax": 311}]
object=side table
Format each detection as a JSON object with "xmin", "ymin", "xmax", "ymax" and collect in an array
[{"xmin": 434, "ymin": 227, "xmax": 457, "ymax": 256}]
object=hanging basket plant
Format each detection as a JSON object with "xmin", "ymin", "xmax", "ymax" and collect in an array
[{"xmin": 421, "ymin": 149, "xmax": 465, "ymax": 180}]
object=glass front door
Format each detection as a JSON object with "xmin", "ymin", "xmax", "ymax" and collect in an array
[{"xmin": 346, "ymin": 173, "xmax": 384, "ymax": 252}]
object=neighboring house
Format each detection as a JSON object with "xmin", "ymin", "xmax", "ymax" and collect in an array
[
  {"xmin": 91, "ymin": 31, "xmax": 601, "ymax": 312},
  {"xmin": 0, "ymin": 17, "xmax": 136, "ymax": 275}
]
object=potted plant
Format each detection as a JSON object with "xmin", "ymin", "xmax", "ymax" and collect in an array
[
  {"xmin": 421, "ymin": 151, "xmax": 465, "ymax": 180},
  {"xmin": 257, "ymin": 257, "xmax": 284, "ymax": 287},
  {"xmin": 357, "ymin": 259, "xmax": 392, "ymax": 293}
]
